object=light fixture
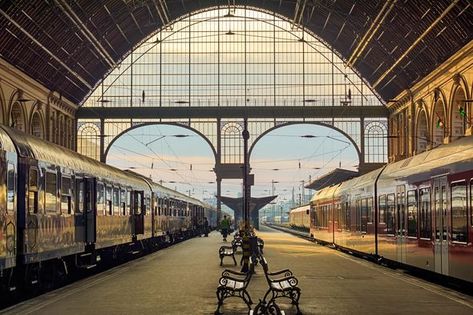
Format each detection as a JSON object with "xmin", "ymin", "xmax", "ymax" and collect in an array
[
  {"xmin": 98, "ymin": 99, "xmax": 111, "ymax": 103},
  {"xmin": 303, "ymin": 99, "xmax": 318, "ymax": 103},
  {"xmin": 225, "ymin": 30, "xmax": 235, "ymax": 35},
  {"xmin": 174, "ymin": 100, "xmax": 189, "ymax": 104}
]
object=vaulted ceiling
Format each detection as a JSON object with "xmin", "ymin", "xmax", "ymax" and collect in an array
[{"xmin": 0, "ymin": 0, "xmax": 471, "ymax": 104}]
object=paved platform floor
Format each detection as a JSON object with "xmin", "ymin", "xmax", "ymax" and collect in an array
[{"xmin": 2, "ymin": 226, "xmax": 473, "ymax": 315}]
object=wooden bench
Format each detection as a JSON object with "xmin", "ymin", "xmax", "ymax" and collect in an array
[
  {"xmin": 215, "ymin": 260, "xmax": 254, "ymax": 314},
  {"xmin": 219, "ymin": 243, "xmax": 237, "ymax": 266},
  {"xmin": 259, "ymin": 256, "xmax": 302, "ymax": 315}
]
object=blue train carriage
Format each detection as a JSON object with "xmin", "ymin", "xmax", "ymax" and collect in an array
[
  {"xmin": 0, "ymin": 128, "xmax": 17, "ymax": 278},
  {"xmin": 377, "ymin": 135, "xmax": 473, "ymax": 283}
]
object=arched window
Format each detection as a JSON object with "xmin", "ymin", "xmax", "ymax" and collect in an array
[
  {"xmin": 77, "ymin": 123, "xmax": 100, "ymax": 160},
  {"xmin": 416, "ymin": 109, "xmax": 428, "ymax": 153},
  {"xmin": 31, "ymin": 111, "xmax": 44, "ymax": 138},
  {"xmin": 10, "ymin": 102, "xmax": 25, "ymax": 132},
  {"xmin": 451, "ymin": 86, "xmax": 466, "ymax": 141},
  {"xmin": 365, "ymin": 121, "xmax": 387, "ymax": 163},
  {"xmin": 221, "ymin": 122, "xmax": 243, "ymax": 164},
  {"xmin": 432, "ymin": 98, "xmax": 446, "ymax": 147}
]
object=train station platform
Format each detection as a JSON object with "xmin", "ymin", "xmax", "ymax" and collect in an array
[{"xmin": 2, "ymin": 226, "xmax": 473, "ymax": 315}]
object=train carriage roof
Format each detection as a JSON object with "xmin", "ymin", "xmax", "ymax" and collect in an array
[
  {"xmin": 337, "ymin": 167, "xmax": 384, "ymax": 196},
  {"xmin": 0, "ymin": 128, "xmax": 16, "ymax": 153},
  {"xmin": 379, "ymin": 135, "xmax": 473, "ymax": 185},
  {"xmin": 290, "ymin": 204, "xmax": 310, "ymax": 213},
  {"xmin": 310, "ymin": 184, "xmax": 341, "ymax": 203},
  {"xmin": 1, "ymin": 126, "xmax": 148, "ymax": 189},
  {"xmin": 148, "ymin": 180, "xmax": 207, "ymax": 207}
]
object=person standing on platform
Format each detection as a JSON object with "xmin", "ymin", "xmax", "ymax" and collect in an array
[
  {"xmin": 203, "ymin": 217, "xmax": 209, "ymax": 237},
  {"xmin": 220, "ymin": 215, "xmax": 231, "ymax": 242}
]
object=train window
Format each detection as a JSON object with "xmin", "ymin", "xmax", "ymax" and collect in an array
[
  {"xmin": 135, "ymin": 192, "xmax": 142, "ymax": 215},
  {"xmin": 7, "ymin": 163, "xmax": 15, "ymax": 213},
  {"xmin": 121, "ymin": 190, "xmax": 126, "ymax": 216},
  {"xmin": 106, "ymin": 186, "xmax": 112, "ymax": 215},
  {"xmin": 127, "ymin": 190, "xmax": 131, "ymax": 215},
  {"xmin": 407, "ymin": 190, "xmax": 418, "ymax": 237},
  {"xmin": 77, "ymin": 180, "xmax": 84, "ymax": 213},
  {"xmin": 61, "ymin": 176, "xmax": 72, "ymax": 214},
  {"xmin": 386, "ymin": 194, "xmax": 395, "ymax": 235},
  {"xmin": 378, "ymin": 195, "xmax": 386, "ymax": 224},
  {"xmin": 355, "ymin": 199, "xmax": 361, "ymax": 231},
  {"xmin": 45, "ymin": 172, "xmax": 57, "ymax": 214},
  {"xmin": 361, "ymin": 199, "xmax": 368, "ymax": 232},
  {"xmin": 367, "ymin": 198, "xmax": 373, "ymax": 223},
  {"xmin": 113, "ymin": 188, "xmax": 119, "ymax": 215},
  {"xmin": 144, "ymin": 197, "xmax": 150, "ymax": 215},
  {"xmin": 345, "ymin": 202, "xmax": 351, "ymax": 230},
  {"xmin": 451, "ymin": 181, "xmax": 467, "ymax": 243},
  {"xmin": 28, "ymin": 168, "xmax": 39, "ymax": 214},
  {"xmin": 96, "ymin": 183, "xmax": 104, "ymax": 215},
  {"xmin": 419, "ymin": 188, "xmax": 432, "ymax": 239}
]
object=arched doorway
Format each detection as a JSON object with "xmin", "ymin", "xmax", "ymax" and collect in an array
[
  {"xmin": 31, "ymin": 111, "xmax": 44, "ymax": 138},
  {"xmin": 416, "ymin": 109, "xmax": 428, "ymax": 153},
  {"xmin": 451, "ymin": 86, "xmax": 467, "ymax": 140},
  {"xmin": 10, "ymin": 102, "xmax": 26, "ymax": 132},
  {"xmin": 432, "ymin": 97, "xmax": 446, "ymax": 147}
]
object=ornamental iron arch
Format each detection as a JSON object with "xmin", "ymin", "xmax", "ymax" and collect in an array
[
  {"xmin": 103, "ymin": 122, "xmax": 218, "ymax": 164},
  {"xmin": 249, "ymin": 121, "xmax": 362, "ymax": 163}
]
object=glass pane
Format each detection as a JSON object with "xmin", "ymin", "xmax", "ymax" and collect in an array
[
  {"xmin": 379, "ymin": 195, "xmax": 386, "ymax": 224},
  {"xmin": 29, "ymin": 168, "xmax": 38, "ymax": 189},
  {"xmin": 407, "ymin": 190, "xmax": 418, "ymax": 237},
  {"xmin": 45, "ymin": 172, "xmax": 57, "ymax": 213},
  {"xmin": 97, "ymin": 183, "xmax": 105, "ymax": 215},
  {"xmin": 7, "ymin": 163, "xmax": 15, "ymax": 212},
  {"xmin": 386, "ymin": 194, "xmax": 395, "ymax": 234},
  {"xmin": 451, "ymin": 182, "xmax": 467, "ymax": 243},
  {"xmin": 419, "ymin": 188, "xmax": 431, "ymax": 239},
  {"xmin": 77, "ymin": 180, "xmax": 84, "ymax": 213}
]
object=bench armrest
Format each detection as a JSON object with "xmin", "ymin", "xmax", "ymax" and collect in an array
[
  {"xmin": 219, "ymin": 275, "xmax": 249, "ymax": 286},
  {"xmin": 270, "ymin": 275, "xmax": 299, "ymax": 287},
  {"xmin": 222, "ymin": 269, "xmax": 248, "ymax": 278},
  {"xmin": 267, "ymin": 269, "xmax": 293, "ymax": 277}
]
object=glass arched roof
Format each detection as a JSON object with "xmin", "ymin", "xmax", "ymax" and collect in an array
[{"xmin": 84, "ymin": 8, "xmax": 384, "ymax": 109}]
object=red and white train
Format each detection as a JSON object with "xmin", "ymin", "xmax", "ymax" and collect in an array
[{"xmin": 302, "ymin": 135, "xmax": 473, "ymax": 283}]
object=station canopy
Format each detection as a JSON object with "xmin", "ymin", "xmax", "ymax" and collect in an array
[
  {"xmin": 305, "ymin": 168, "xmax": 358, "ymax": 190},
  {"xmin": 0, "ymin": 1, "xmax": 472, "ymax": 104}
]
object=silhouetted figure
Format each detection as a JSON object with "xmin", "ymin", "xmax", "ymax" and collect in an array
[
  {"xmin": 203, "ymin": 217, "xmax": 209, "ymax": 237},
  {"xmin": 220, "ymin": 215, "xmax": 231, "ymax": 242}
]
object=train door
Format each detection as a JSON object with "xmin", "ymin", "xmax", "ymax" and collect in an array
[
  {"xmin": 84, "ymin": 178, "xmax": 96, "ymax": 244},
  {"xmin": 76, "ymin": 177, "xmax": 96, "ymax": 244},
  {"xmin": 133, "ymin": 191, "xmax": 144, "ymax": 235},
  {"xmin": 433, "ymin": 176, "xmax": 449, "ymax": 275},
  {"xmin": 396, "ymin": 185, "xmax": 407, "ymax": 263}
]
